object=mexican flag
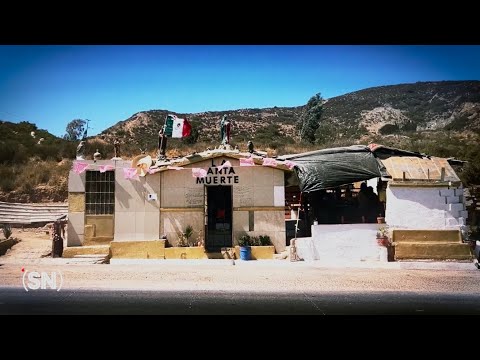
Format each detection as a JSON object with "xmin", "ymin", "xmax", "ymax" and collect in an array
[{"xmin": 164, "ymin": 114, "xmax": 192, "ymax": 138}]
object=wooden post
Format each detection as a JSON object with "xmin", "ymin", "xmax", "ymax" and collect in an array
[
  {"xmin": 402, "ymin": 171, "xmax": 406, "ymax": 181},
  {"xmin": 440, "ymin": 167, "xmax": 445, "ymax": 181},
  {"xmin": 427, "ymin": 168, "xmax": 430, "ymax": 180}
]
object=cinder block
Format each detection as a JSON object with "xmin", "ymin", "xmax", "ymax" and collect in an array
[
  {"xmin": 445, "ymin": 217, "xmax": 459, "ymax": 226},
  {"xmin": 446, "ymin": 196, "xmax": 460, "ymax": 204},
  {"xmin": 68, "ymin": 212, "xmax": 84, "ymax": 235},
  {"xmin": 67, "ymin": 231, "xmax": 84, "ymax": 247},
  {"xmin": 447, "ymin": 210, "xmax": 460, "ymax": 218},
  {"xmin": 454, "ymin": 188, "xmax": 464, "ymax": 197},
  {"xmin": 460, "ymin": 210, "xmax": 469, "ymax": 219},
  {"xmin": 448, "ymin": 203, "xmax": 464, "ymax": 212},
  {"xmin": 68, "ymin": 170, "xmax": 86, "ymax": 192},
  {"xmin": 440, "ymin": 189, "xmax": 455, "ymax": 197}
]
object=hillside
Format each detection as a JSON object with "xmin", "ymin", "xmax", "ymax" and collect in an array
[
  {"xmin": 98, "ymin": 80, "xmax": 480, "ymax": 152},
  {"xmin": 0, "ymin": 121, "xmax": 76, "ymax": 202},
  {"xmin": 1, "ymin": 80, "xmax": 480, "ymax": 203}
]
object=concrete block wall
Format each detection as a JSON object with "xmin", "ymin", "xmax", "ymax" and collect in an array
[
  {"xmin": 114, "ymin": 164, "xmax": 160, "ymax": 241},
  {"xmin": 385, "ymin": 185, "xmax": 467, "ymax": 230},
  {"xmin": 67, "ymin": 169, "xmax": 86, "ymax": 246},
  {"xmin": 160, "ymin": 211, "xmax": 204, "ymax": 246},
  {"xmin": 159, "ymin": 156, "xmax": 286, "ymax": 251},
  {"xmin": 232, "ymin": 210, "xmax": 286, "ymax": 253}
]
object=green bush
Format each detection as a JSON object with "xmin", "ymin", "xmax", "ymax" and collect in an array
[
  {"xmin": 258, "ymin": 235, "xmax": 272, "ymax": 246},
  {"xmin": 237, "ymin": 234, "xmax": 272, "ymax": 246},
  {"xmin": 238, "ymin": 234, "xmax": 251, "ymax": 246},
  {"xmin": 1, "ymin": 224, "xmax": 12, "ymax": 239}
]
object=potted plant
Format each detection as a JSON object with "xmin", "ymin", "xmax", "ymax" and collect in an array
[
  {"xmin": 235, "ymin": 234, "xmax": 275, "ymax": 260},
  {"xmin": 238, "ymin": 234, "xmax": 252, "ymax": 260},
  {"xmin": 376, "ymin": 226, "xmax": 390, "ymax": 247}
]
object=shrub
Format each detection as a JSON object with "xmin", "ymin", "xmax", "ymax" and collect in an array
[
  {"xmin": 238, "ymin": 234, "xmax": 272, "ymax": 246},
  {"xmin": 258, "ymin": 235, "xmax": 272, "ymax": 246},
  {"xmin": 238, "ymin": 234, "xmax": 251, "ymax": 246},
  {"xmin": 1, "ymin": 224, "xmax": 12, "ymax": 239},
  {"xmin": 177, "ymin": 225, "xmax": 194, "ymax": 247}
]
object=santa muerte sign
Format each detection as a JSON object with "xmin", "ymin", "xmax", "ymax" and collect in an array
[{"xmin": 194, "ymin": 159, "xmax": 240, "ymax": 185}]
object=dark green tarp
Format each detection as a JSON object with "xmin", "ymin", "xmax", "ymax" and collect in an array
[{"xmin": 277, "ymin": 144, "xmax": 431, "ymax": 193}]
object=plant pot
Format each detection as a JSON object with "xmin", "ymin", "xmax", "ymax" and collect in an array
[
  {"xmin": 239, "ymin": 246, "xmax": 251, "ymax": 261},
  {"xmin": 377, "ymin": 237, "xmax": 389, "ymax": 247}
]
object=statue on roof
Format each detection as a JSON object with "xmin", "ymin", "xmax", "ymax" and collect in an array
[
  {"xmin": 157, "ymin": 126, "xmax": 168, "ymax": 160},
  {"xmin": 220, "ymin": 114, "xmax": 232, "ymax": 145},
  {"xmin": 247, "ymin": 140, "xmax": 254, "ymax": 153},
  {"xmin": 76, "ymin": 140, "xmax": 86, "ymax": 160},
  {"xmin": 113, "ymin": 138, "xmax": 120, "ymax": 158}
]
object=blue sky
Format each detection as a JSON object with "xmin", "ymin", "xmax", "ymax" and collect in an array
[{"xmin": 0, "ymin": 45, "xmax": 479, "ymax": 137}]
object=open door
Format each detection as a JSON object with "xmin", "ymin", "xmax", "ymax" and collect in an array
[{"xmin": 205, "ymin": 185, "xmax": 233, "ymax": 252}]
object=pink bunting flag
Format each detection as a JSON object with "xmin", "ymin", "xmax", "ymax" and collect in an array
[
  {"xmin": 192, "ymin": 168, "xmax": 207, "ymax": 178},
  {"xmin": 148, "ymin": 168, "xmax": 161, "ymax": 175},
  {"xmin": 262, "ymin": 158, "xmax": 278, "ymax": 167},
  {"xmin": 123, "ymin": 167, "xmax": 138, "ymax": 180},
  {"xmin": 99, "ymin": 165, "xmax": 115, "ymax": 173},
  {"xmin": 167, "ymin": 166, "xmax": 183, "ymax": 170},
  {"xmin": 284, "ymin": 160, "xmax": 297, "ymax": 170},
  {"xmin": 72, "ymin": 162, "xmax": 89, "ymax": 174},
  {"xmin": 217, "ymin": 160, "xmax": 232, "ymax": 170},
  {"xmin": 240, "ymin": 158, "xmax": 255, "ymax": 167}
]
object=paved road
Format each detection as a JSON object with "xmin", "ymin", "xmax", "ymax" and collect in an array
[{"xmin": 1, "ymin": 287, "xmax": 480, "ymax": 315}]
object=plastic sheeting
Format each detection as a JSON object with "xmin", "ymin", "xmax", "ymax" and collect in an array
[
  {"xmin": 277, "ymin": 144, "xmax": 462, "ymax": 193},
  {"xmin": 278, "ymin": 145, "xmax": 383, "ymax": 192}
]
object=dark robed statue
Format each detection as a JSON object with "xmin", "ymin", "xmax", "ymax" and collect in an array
[
  {"xmin": 51, "ymin": 220, "xmax": 64, "ymax": 258},
  {"xmin": 220, "ymin": 114, "xmax": 232, "ymax": 145},
  {"xmin": 157, "ymin": 126, "xmax": 168, "ymax": 160}
]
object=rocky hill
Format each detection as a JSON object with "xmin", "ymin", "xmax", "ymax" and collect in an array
[{"xmin": 98, "ymin": 80, "xmax": 480, "ymax": 149}]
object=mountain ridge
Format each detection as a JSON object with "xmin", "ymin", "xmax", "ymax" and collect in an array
[
  {"xmin": 97, "ymin": 80, "xmax": 480, "ymax": 151},
  {"xmin": 1, "ymin": 80, "xmax": 480, "ymax": 203}
]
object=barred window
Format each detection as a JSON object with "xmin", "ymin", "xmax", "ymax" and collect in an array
[{"xmin": 85, "ymin": 170, "xmax": 115, "ymax": 215}]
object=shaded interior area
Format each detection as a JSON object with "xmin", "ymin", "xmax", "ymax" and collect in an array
[
  {"xmin": 285, "ymin": 179, "xmax": 387, "ymax": 241},
  {"xmin": 206, "ymin": 186, "xmax": 232, "ymax": 252}
]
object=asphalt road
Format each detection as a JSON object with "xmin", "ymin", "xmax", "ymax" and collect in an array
[{"xmin": 2, "ymin": 287, "xmax": 480, "ymax": 315}]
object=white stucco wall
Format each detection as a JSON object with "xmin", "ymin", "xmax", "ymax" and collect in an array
[
  {"xmin": 385, "ymin": 185, "xmax": 467, "ymax": 230},
  {"xmin": 295, "ymin": 224, "xmax": 387, "ymax": 262}
]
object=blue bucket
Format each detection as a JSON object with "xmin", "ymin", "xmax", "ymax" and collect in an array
[{"xmin": 239, "ymin": 246, "xmax": 251, "ymax": 261}]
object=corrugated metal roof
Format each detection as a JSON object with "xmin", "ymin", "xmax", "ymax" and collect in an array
[
  {"xmin": 0, "ymin": 202, "xmax": 68, "ymax": 224},
  {"xmin": 380, "ymin": 156, "xmax": 460, "ymax": 182}
]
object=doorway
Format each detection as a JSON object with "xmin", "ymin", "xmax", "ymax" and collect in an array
[{"xmin": 205, "ymin": 186, "xmax": 233, "ymax": 252}]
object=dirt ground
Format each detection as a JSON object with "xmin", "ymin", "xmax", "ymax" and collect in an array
[
  {"xmin": 1, "ymin": 228, "xmax": 53, "ymax": 261},
  {"xmin": 2, "ymin": 228, "xmax": 480, "ymax": 293}
]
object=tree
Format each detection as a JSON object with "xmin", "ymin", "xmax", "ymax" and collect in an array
[
  {"xmin": 64, "ymin": 119, "xmax": 87, "ymax": 141},
  {"xmin": 297, "ymin": 93, "xmax": 324, "ymax": 144}
]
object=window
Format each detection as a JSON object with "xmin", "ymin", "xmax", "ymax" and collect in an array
[{"xmin": 85, "ymin": 170, "xmax": 115, "ymax": 215}]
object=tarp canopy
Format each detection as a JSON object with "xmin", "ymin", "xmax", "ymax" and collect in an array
[{"xmin": 278, "ymin": 144, "xmax": 431, "ymax": 193}]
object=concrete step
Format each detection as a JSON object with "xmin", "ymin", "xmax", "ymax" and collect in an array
[
  {"xmin": 82, "ymin": 237, "xmax": 113, "ymax": 246},
  {"xmin": 63, "ymin": 245, "xmax": 110, "ymax": 258},
  {"xmin": 393, "ymin": 230, "xmax": 461, "ymax": 243},
  {"xmin": 395, "ymin": 241, "xmax": 473, "ymax": 260}
]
